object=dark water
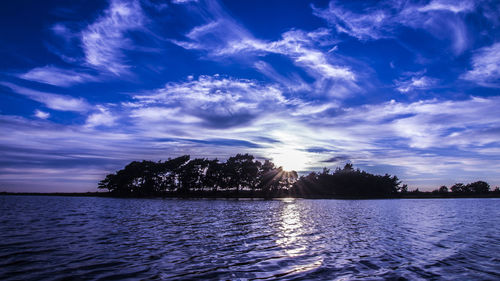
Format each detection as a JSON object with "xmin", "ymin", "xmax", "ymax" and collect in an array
[{"xmin": 0, "ymin": 196, "xmax": 499, "ymax": 280}]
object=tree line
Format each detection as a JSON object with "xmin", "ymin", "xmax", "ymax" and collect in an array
[
  {"xmin": 98, "ymin": 154, "xmax": 297, "ymax": 197},
  {"xmin": 98, "ymin": 154, "xmax": 406, "ymax": 198},
  {"xmin": 98, "ymin": 154, "xmax": 499, "ymax": 198},
  {"xmin": 429, "ymin": 181, "xmax": 497, "ymax": 194},
  {"xmin": 289, "ymin": 163, "xmax": 403, "ymax": 198}
]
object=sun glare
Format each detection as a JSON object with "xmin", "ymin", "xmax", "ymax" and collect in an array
[{"xmin": 270, "ymin": 147, "xmax": 310, "ymax": 171}]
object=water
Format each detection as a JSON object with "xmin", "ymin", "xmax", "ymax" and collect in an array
[{"xmin": 0, "ymin": 196, "xmax": 499, "ymax": 280}]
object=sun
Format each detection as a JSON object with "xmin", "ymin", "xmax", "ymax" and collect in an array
[{"xmin": 270, "ymin": 147, "xmax": 310, "ymax": 171}]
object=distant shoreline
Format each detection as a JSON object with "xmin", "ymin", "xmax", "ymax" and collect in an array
[{"xmin": 2, "ymin": 191, "xmax": 499, "ymax": 199}]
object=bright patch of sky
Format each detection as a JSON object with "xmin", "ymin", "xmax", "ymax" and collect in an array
[{"xmin": 0, "ymin": 0, "xmax": 499, "ymax": 192}]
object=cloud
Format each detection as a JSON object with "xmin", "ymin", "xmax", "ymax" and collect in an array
[
  {"xmin": 321, "ymin": 96, "xmax": 500, "ymax": 149},
  {"xmin": 85, "ymin": 106, "xmax": 117, "ymax": 128},
  {"xmin": 171, "ymin": 0, "xmax": 198, "ymax": 4},
  {"xmin": 403, "ymin": 8, "xmax": 470, "ymax": 55},
  {"xmin": 1, "ymin": 82, "xmax": 90, "ymax": 112},
  {"xmin": 395, "ymin": 71, "xmax": 439, "ymax": 93},
  {"xmin": 304, "ymin": 147, "xmax": 334, "ymax": 153},
  {"xmin": 2, "ymin": 92, "xmax": 500, "ymax": 191},
  {"xmin": 188, "ymin": 27, "xmax": 356, "ymax": 82},
  {"xmin": 417, "ymin": 0, "xmax": 476, "ymax": 14},
  {"xmin": 322, "ymin": 155, "xmax": 349, "ymax": 163},
  {"xmin": 312, "ymin": 0, "xmax": 478, "ymax": 54},
  {"xmin": 19, "ymin": 66, "xmax": 97, "ymax": 87},
  {"xmin": 34, "ymin": 110, "xmax": 50, "ymax": 119},
  {"xmin": 174, "ymin": 10, "xmax": 358, "ymax": 98},
  {"xmin": 184, "ymin": 138, "xmax": 262, "ymax": 148},
  {"xmin": 312, "ymin": 2, "xmax": 390, "ymax": 41},
  {"xmin": 39, "ymin": 0, "xmax": 154, "ymax": 81},
  {"xmin": 270, "ymin": 30, "xmax": 356, "ymax": 81},
  {"xmin": 132, "ymin": 75, "xmax": 287, "ymax": 128},
  {"xmin": 0, "ymin": 115, "xmax": 139, "ymax": 192},
  {"xmin": 461, "ymin": 42, "xmax": 500, "ymax": 87},
  {"xmin": 253, "ymin": 61, "xmax": 310, "ymax": 92},
  {"xmin": 81, "ymin": 0, "xmax": 145, "ymax": 75}
]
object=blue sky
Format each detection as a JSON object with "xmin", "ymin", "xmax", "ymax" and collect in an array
[{"xmin": 1, "ymin": 0, "xmax": 500, "ymax": 192}]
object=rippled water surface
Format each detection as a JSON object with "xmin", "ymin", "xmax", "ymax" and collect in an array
[{"xmin": 1, "ymin": 196, "xmax": 499, "ymax": 280}]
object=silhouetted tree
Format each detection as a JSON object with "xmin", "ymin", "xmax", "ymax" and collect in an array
[
  {"xmin": 203, "ymin": 159, "xmax": 223, "ymax": 192},
  {"xmin": 178, "ymin": 158, "xmax": 208, "ymax": 193},
  {"xmin": 291, "ymin": 163, "xmax": 401, "ymax": 198},
  {"xmin": 343, "ymin": 163, "xmax": 354, "ymax": 171},
  {"xmin": 100, "ymin": 154, "xmax": 498, "ymax": 199},
  {"xmin": 159, "ymin": 155, "xmax": 190, "ymax": 192},
  {"xmin": 450, "ymin": 183, "xmax": 469, "ymax": 193},
  {"xmin": 467, "ymin": 181, "xmax": 490, "ymax": 194},
  {"xmin": 98, "ymin": 155, "xmax": 190, "ymax": 195},
  {"xmin": 224, "ymin": 154, "xmax": 260, "ymax": 193},
  {"xmin": 438, "ymin": 185, "xmax": 448, "ymax": 193}
]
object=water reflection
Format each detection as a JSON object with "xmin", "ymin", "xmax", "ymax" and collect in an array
[
  {"xmin": 276, "ymin": 199, "xmax": 304, "ymax": 257},
  {"xmin": 272, "ymin": 199, "xmax": 324, "ymax": 278},
  {"xmin": 0, "ymin": 196, "xmax": 499, "ymax": 280}
]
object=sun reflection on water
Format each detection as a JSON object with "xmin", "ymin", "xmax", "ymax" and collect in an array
[
  {"xmin": 274, "ymin": 199, "xmax": 324, "ymax": 276},
  {"xmin": 276, "ymin": 200, "xmax": 305, "ymax": 257}
]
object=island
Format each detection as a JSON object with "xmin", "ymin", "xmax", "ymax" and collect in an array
[{"xmin": 96, "ymin": 153, "xmax": 500, "ymax": 199}]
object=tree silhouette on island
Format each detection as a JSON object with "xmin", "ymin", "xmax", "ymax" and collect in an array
[{"xmin": 98, "ymin": 153, "xmax": 498, "ymax": 198}]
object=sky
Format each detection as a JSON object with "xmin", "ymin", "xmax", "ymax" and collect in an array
[{"xmin": 1, "ymin": 0, "xmax": 500, "ymax": 192}]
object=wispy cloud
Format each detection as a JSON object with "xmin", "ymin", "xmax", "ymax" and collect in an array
[
  {"xmin": 313, "ymin": 0, "xmax": 478, "ymax": 54},
  {"xmin": 395, "ymin": 71, "xmax": 439, "ymax": 93},
  {"xmin": 462, "ymin": 42, "xmax": 500, "ymax": 87},
  {"xmin": 180, "ymin": 25, "xmax": 356, "ymax": 82},
  {"xmin": 321, "ymin": 96, "xmax": 500, "ymax": 150},
  {"xmin": 1, "ymin": 82, "xmax": 90, "ymax": 112},
  {"xmin": 171, "ymin": 0, "xmax": 198, "ymax": 4},
  {"xmin": 173, "ymin": 7, "xmax": 358, "ymax": 98},
  {"xmin": 253, "ymin": 61, "xmax": 310, "ymax": 92},
  {"xmin": 85, "ymin": 106, "xmax": 117, "ymax": 128},
  {"xmin": 2, "ymin": 89, "xmax": 500, "ymax": 190},
  {"xmin": 81, "ymin": 0, "xmax": 145, "ymax": 75},
  {"xmin": 19, "ymin": 66, "xmax": 97, "ymax": 87},
  {"xmin": 34, "ymin": 110, "xmax": 50, "ymax": 119},
  {"xmin": 417, "ymin": 0, "xmax": 476, "ymax": 14},
  {"xmin": 269, "ymin": 30, "xmax": 356, "ymax": 82},
  {"xmin": 322, "ymin": 155, "xmax": 349, "ymax": 163},
  {"xmin": 132, "ymin": 75, "xmax": 287, "ymax": 128},
  {"xmin": 312, "ymin": 2, "xmax": 390, "ymax": 41}
]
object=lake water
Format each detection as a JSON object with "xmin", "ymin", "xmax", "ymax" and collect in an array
[{"xmin": 0, "ymin": 196, "xmax": 499, "ymax": 280}]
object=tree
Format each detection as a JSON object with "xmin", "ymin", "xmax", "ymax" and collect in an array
[
  {"xmin": 224, "ymin": 154, "xmax": 260, "ymax": 193},
  {"xmin": 438, "ymin": 185, "xmax": 448, "ymax": 193},
  {"xmin": 98, "ymin": 173, "xmax": 118, "ymax": 192},
  {"xmin": 291, "ymin": 163, "xmax": 401, "ymax": 197},
  {"xmin": 203, "ymin": 159, "xmax": 223, "ymax": 192},
  {"xmin": 450, "ymin": 183, "xmax": 466, "ymax": 193},
  {"xmin": 467, "ymin": 181, "xmax": 490, "ymax": 194},
  {"xmin": 343, "ymin": 163, "xmax": 354, "ymax": 171},
  {"xmin": 178, "ymin": 158, "xmax": 208, "ymax": 193}
]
